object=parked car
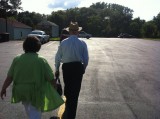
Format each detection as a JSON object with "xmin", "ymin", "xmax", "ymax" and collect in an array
[
  {"xmin": 78, "ymin": 31, "xmax": 92, "ymax": 39},
  {"xmin": 60, "ymin": 29, "xmax": 92, "ymax": 42},
  {"xmin": 60, "ymin": 29, "xmax": 70, "ymax": 42},
  {"xmin": 118, "ymin": 33, "xmax": 135, "ymax": 38},
  {"xmin": 28, "ymin": 30, "xmax": 50, "ymax": 43}
]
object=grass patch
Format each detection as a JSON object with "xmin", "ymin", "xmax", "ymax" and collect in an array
[{"xmin": 50, "ymin": 37, "xmax": 60, "ymax": 41}]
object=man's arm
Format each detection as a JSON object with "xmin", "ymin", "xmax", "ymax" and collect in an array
[
  {"xmin": 55, "ymin": 45, "xmax": 62, "ymax": 78},
  {"xmin": 83, "ymin": 42, "xmax": 89, "ymax": 70}
]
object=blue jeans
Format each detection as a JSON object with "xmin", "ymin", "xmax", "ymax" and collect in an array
[{"xmin": 22, "ymin": 102, "xmax": 41, "ymax": 119}]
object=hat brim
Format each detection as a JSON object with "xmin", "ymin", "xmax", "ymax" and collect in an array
[{"xmin": 65, "ymin": 27, "xmax": 82, "ymax": 31}]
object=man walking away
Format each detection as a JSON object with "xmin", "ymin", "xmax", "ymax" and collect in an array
[{"xmin": 55, "ymin": 21, "xmax": 89, "ymax": 119}]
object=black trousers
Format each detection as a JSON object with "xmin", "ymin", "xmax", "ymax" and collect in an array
[{"xmin": 62, "ymin": 62, "xmax": 84, "ymax": 119}]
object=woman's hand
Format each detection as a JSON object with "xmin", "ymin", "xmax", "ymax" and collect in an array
[
  {"xmin": 0, "ymin": 76, "xmax": 13, "ymax": 100},
  {"xmin": 0, "ymin": 89, "xmax": 6, "ymax": 100},
  {"xmin": 51, "ymin": 79, "xmax": 57, "ymax": 89},
  {"xmin": 55, "ymin": 71, "xmax": 59, "ymax": 78}
]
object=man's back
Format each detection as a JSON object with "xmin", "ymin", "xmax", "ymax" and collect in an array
[{"xmin": 60, "ymin": 35, "xmax": 86, "ymax": 64}]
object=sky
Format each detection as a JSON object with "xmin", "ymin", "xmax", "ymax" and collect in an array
[{"xmin": 21, "ymin": 0, "xmax": 160, "ymax": 21}]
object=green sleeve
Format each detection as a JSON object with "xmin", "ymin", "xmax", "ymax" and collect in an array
[{"xmin": 7, "ymin": 57, "xmax": 17, "ymax": 77}]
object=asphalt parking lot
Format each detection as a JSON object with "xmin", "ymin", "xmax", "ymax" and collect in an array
[{"xmin": 0, "ymin": 38, "xmax": 160, "ymax": 119}]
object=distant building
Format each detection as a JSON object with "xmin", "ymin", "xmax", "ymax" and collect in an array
[
  {"xmin": 37, "ymin": 20, "xmax": 59, "ymax": 37},
  {"xmin": 0, "ymin": 18, "xmax": 32, "ymax": 40}
]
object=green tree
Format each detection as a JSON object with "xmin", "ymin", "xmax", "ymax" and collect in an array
[
  {"xmin": 48, "ymin": 10, "xmax": 68, "ymax": 33},
  {"xmin": 82, "ymin": 2, "xmax": 132, "ymax": 37},
  {"xmin": 87, "ymin": 15, "xmax": 102, "ymax": 36},
  {"xmin": 78, "ymin": 7, "xmax": 96, "ymax": 32},
  {"xmin": 102, "ymin": 4, "xmax": 133, "ymax": 36},
  {"xmin": 0, "ymin": 0, "xmax": 22, "ymax": 32},
  {"xmin": 142, "ymin": 21, "xmax": 157, "ymax": 38},
  {"xmin": 0, "ymin": 0, "xmax": 22, "ymax": 17},
  {"xmin": 153, "ymin": 13, "xmax": 160, "ymax": 37},
  {"xmin": 129, "ymin": 18, "xmax": 145, "ymax": 37},
  {"xmin": 17, "ymin": 11, "xmax": 44, "ymax": 28},
  {"xmin": 90, "ymin": 2, "xmax": 107, "ymax": 9}
]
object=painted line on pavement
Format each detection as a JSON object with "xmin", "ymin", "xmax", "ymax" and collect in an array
[
  {"xmin": 15, "ymin": 42, "xmax": 22, "ymax": 46},
  {"xmin": 58, "ymin": 96, "xmax": 66, "ymax": 119},
  {"xmin": 46, "ymin": 41, "xmax": 57, "ymax": 47}
]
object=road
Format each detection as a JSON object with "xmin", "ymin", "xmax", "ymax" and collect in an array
[{"xmin": 0, "ymin": 38, "xmax": 160, "ymax": 119}]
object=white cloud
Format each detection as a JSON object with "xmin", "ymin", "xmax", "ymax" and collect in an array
[{"xmin": 48, "ymin": 0, "xmax": 81, "ymax": 9}]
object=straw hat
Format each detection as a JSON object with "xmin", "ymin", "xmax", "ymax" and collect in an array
[{"xmin": 65, "ymin": 22, "xmax": 82, "ymax": 31}]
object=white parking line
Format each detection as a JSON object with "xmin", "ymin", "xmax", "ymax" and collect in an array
[
  {"xmin": 15, "ymin": 42, "xmax": 22, "ymax": 46},
  {"xmin": 58, "ymin": 96, "xmax": 66, "ymax": 119},
  {"xmin": 46, "ymin": 41, "xmax": 57, "ymax": 47}
]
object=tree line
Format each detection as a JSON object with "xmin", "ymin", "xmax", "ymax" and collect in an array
[{"xmin": 1, "ymin": 1, "xmax": 160, "ymax": 38}]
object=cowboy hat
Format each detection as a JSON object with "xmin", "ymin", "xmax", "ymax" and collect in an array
[{"xmin": 65, "ymin": 22, "xmax": 82, "ymax": 31}]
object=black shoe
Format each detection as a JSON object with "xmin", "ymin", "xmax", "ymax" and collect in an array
[{"xmin": 50, "ymin": 116, "xmax": 59, "ymax": 119}]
